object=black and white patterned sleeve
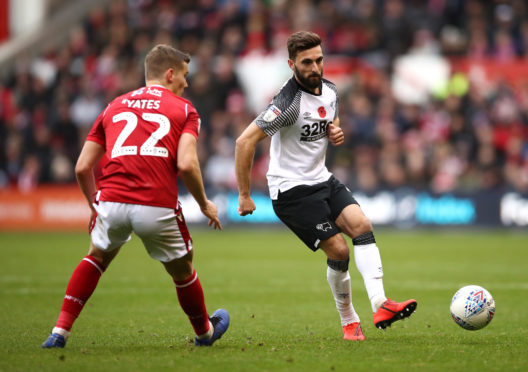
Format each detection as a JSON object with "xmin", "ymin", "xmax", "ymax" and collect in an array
[
  {"xmin": 255, "ymin": 78, "xmax": 301, "ymax": 137},
  {"xmin": 323, "ymin": 79, "xmax": 339, "ymax": 120}
]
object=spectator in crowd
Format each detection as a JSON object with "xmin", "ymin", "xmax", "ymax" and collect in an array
[{"xmin": 1, "ymin": 0, "xmax": 527, "ymax": 194}]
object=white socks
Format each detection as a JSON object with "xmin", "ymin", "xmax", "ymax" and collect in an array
[
  {"xmin": 354, "ymin": 243, "xmax": 387, "ymax": 312},
  {"xmin": 52, "ymin": 327, "xmax": 70, "ymax": 339},
  {"xmin": 196, "ymin": 320, "xmax": 214, "ymax": 340},
  {"xmin": 326, "ymin": 266, "xmax": 360, "ymax": 326}
]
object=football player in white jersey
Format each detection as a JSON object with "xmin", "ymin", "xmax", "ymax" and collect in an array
[{"xmin": 235, "ymin": 31, "xmax": 416, "ymax": 340}]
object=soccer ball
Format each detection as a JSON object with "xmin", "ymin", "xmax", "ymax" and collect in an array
[{"xmin": 450, "ymin": 285, "xmax": 495, "ymax": 330}]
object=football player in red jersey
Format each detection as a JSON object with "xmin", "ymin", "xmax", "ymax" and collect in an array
[{"xmin": 42, "ymin": 44, "xmax": 229, "ymax": 348}]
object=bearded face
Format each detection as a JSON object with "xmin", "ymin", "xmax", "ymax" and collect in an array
[
  {"xmin": 290, "ymin": 45, "xmax": 324, "ymax": 92},
  {"xmin": 294, "ymin": 64, "xmax": 323, "ymax": 90}
]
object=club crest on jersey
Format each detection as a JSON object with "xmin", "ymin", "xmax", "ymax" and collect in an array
[
  {"xmin": 316, "ymin": 222, "xmax": 332, "ymax": 231},
  {"xmin": 263, "ymin": 105, "xmax": 281, "ymax": 122},
  {"xmin": 146, "ymin": 87, "xmax": 163, "ymax": 97},
  {"xmin": 318, "ymin": 106, "xmax": 326, "ymax": 118}
]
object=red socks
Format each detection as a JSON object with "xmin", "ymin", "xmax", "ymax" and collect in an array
[
  {"xmin": 174, "ymin": 270, "xmax": 210, "ymax": 336},
  {"xmin": 55, "ymin": 255, "xmax": 104, "ymax": 331},
  {"xmin": 54, "ymin": 257, "xmax": 209, "ymax": 337}
]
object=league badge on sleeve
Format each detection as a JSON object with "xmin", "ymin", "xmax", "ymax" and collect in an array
[{"xmin": 263, "ymin": 105, "xmax": 282, "ymax": 122}]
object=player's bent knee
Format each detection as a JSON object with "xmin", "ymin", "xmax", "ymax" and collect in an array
[
  {"xmin": 355, "ymin": 217, "xmax": 373, "ymax": 237},
  {"xmin": 162, "ymin": 253, "xmax": 194, "ymax": 281},
  {"xmin": 336, "ymin": 206, "xmax": 373, "ymax": 237},
  {"xmin": 88, "ymin": 243, "xmax": 120, "ymax": 269}
]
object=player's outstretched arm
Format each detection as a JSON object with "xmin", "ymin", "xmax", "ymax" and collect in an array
[
  {"xmin": 328, "ymin": 117, "xmax": 344, "ymax": 146},
  {"xmin": 235, "ymin": 122, "xmax": 267, "ymax": 216},
  {"xmin": 178, "ymin": 133, "xmax": 222, "ymax": 230}
]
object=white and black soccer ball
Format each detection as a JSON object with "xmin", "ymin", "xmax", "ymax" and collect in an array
[{"xmin": 450, "ymin": 285, "xmax": 495, "ymax": 330}]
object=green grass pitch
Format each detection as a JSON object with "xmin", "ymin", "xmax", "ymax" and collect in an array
[{"xmin": 1, "ymin": 228, "xmax": 527, "ymax": 371}]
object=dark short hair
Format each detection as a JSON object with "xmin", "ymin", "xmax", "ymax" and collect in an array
[
  {"xmin": 144, "ymin": 44, "xmax": 190, "ymax": 81},
  {"xmin": 287, "ymin": 31, "xmax": 322, "ymax": 60}
]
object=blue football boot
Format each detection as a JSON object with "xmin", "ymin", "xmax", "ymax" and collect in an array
[
  {"xmin": 195, "ymin": 309, "xmax": 230, "ymax": 346},
  {"xmin": 41, "ymin": 333, "xmax": 67, "ymax": 348}
]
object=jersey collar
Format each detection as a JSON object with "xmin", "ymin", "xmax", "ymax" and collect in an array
[{"xmin": 147, "ymin": 84, "xmax": 168, "ymax": 90}]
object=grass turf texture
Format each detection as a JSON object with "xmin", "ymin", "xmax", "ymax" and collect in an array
[{"xmin": 1, "ymin": 228, "xmax": 526, "ymax": 371}]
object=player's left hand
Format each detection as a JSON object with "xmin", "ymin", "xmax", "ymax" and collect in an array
[
  {"xmin": 200, "ymin": 200, "xmax": 223, "ymax": 230},
  {"xmin": 328, "ymin": 124, "xmax": 344, "ymax": 146}
]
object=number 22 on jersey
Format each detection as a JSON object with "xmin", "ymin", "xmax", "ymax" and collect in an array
[{"xmin": 111, "ymin": 111, "xmax": 170, "ymax": 158}]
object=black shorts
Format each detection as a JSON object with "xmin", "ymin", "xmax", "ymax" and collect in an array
[{"xmin": 272, "ymin": 176, "xmax": 359, "ymax": 251}]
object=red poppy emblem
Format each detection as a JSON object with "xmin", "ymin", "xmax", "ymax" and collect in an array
[{"xmin": 318, "ymin": 106, "xmax": 326, "ymax": 118}]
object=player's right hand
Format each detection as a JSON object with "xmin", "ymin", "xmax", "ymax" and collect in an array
[
  {"xmin": 200, "ymin": 200, "xmax": 222, "ymax": 230},
  {"xmin": 238, "ymin": 195, "xmax": 256, "ymax": 216}
]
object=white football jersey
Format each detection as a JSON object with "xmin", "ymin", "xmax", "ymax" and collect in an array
[{"xmin": 255, "ymin": 77, "xmax": 338, "ymax": 199}]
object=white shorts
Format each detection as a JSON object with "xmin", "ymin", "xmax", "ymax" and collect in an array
[{"xmin": 91, "ymin": 201, "xmax": 193, "ymax": 262}]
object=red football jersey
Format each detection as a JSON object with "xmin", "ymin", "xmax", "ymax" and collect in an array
[{"xmin": 86, "ymin": 85, "xmax": 200, "ymax": 208}]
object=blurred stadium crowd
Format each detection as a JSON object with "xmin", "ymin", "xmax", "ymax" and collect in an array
[{"xmin": 1, "ymin": 0, "xmax": 527, "ymax": 195}]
